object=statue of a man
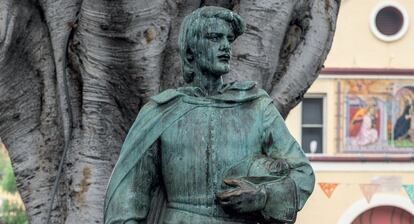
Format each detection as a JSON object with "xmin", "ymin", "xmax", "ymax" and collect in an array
[{"xmin": 104, "ymin": 6, "xmax": 314, "ymax": 224}]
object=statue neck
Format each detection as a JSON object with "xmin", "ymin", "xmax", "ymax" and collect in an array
[{"xmin": 192, "ymin": 72, "xmax": 223, "ymax": 96}]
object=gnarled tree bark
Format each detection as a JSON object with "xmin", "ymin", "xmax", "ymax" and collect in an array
[{"xmin": 0, "ymin": 0, "xmax": 340, "ymax": 223}]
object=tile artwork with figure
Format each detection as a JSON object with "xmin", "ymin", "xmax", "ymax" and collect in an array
[{"xmin": 342, "ymin": 79, "xmax": 414, "ymax": 153}]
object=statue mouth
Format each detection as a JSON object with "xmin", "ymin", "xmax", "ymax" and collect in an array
[{"xmin": 218, "ymin": 54, "xmax": 230, "ymax": 62}]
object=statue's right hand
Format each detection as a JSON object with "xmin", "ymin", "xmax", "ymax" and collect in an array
[{"xmin": 216, "ymin": 178, "xmax": 267, "ymax": 213}]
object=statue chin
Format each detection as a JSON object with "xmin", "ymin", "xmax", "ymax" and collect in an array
[
  {"xmin": 199, "ymin": 62, "xmax": 230, "ymax": 78},
  {"xmin": 210, "ymin": 66, "xmax": 231, "ymax": 77}
]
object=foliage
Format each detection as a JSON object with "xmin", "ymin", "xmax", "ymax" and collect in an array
[
  {"xmin": 0, "ymin": 149, "xmax": 28, "ymax": 223},
  {"xmin": 0, "ymin": 150, "xmax": 7, "ymax": 176},
  {"xmin": 1, "ymin": 165, "xmax": 17, "ymax": 193},
  {"xmin": 0, "ymin": 201, "xmax": 28, "ymax": 224},
  {"xmin": 0, "ymin": 148, "xmax": 17, "ymax": 193}
]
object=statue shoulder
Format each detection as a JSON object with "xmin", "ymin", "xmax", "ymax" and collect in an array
[
  {"xmin": 227, "ymin": 81, "xmax": 269, "ymax": 98},
  {"xmin": 150, "ymin": 89, "xmax": 185, "ymax": 104},
  {"xmin": 132, "ymin": 89, "xmax": 184, "ymax": 121},
  {"xmin": 227, "ymin": 80, "xmax": 257, "ymax": 91},
  {"xmin": 207, "ymin": 80, "xmax": 271, "ymax": 104},
  {"xmin": 230, "ymin": 81, "xmax": 273, "ymax": 104},
  {"xmin": 231, "ymin": 82, "xmax": 275, "ymax": 111}
]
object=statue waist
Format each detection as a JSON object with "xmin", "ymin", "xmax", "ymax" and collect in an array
[
  {"xmin": 163, "ymin": 206, "xmax": 259, "ymax": 224},
  {"xmin": 168, "ymin": 201, "xmax": 225, "ymax": 217}
]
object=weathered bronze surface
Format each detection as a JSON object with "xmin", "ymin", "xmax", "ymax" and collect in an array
[{"xmin": 104, "ymin": 6, "xmax": 315, "ymax": 224}]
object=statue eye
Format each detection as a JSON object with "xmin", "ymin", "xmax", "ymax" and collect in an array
[
  {"xmin": 206, "ymin": 33, "xmax": 221, "ymax": 42},
  {"xmin": 227, "ymin": 36, "xmax": 235, "ymax": 43}
]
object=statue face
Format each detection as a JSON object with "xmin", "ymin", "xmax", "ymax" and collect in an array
[{"xmin": 192, "ymin": 18, "xmax": 235, "ymax": 77}]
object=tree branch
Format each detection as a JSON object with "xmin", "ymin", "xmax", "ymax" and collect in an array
[{"xmin": 270, "ymin": 0, "xmax": 341, "ymax": 118}]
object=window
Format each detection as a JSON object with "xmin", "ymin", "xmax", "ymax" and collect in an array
[
  {"xmin": 370, "ymin": 2, "xmax": 409, "ymax": 42},
  {"xmin": 376, "ymin": 7, "xmax": 403, "ymax": 36},
  {"xmin": 301, "ymin": 97, "xmax": 324, "ymax": 154}
]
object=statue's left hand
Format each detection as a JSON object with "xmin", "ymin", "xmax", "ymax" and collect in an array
[{"xmin": 216, "ymin": 178, "xmax": 267, "ymax": 213}]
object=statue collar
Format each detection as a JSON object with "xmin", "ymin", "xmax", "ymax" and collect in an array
[{"xmin": 151, "ymin": 81, "xmax": 269, "ymax": 105}]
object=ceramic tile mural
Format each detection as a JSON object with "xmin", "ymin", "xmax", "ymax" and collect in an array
[{"xmin": 341, "ymin": 79, "xmax": 414, "ymax": 153}]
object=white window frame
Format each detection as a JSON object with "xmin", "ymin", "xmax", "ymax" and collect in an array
[{"xmin": 369, "ymin": 1, "xmax": 410, "ymax": 42}]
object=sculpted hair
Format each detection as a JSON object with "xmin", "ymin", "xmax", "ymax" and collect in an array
[{"xmin": 178, "ymin": 6, "xmax": 246, "ymax": 83}]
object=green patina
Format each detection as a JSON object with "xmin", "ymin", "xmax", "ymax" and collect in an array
[{"xmin": 104, "ymin": 6, "xmax": 315, "ymax": 224}]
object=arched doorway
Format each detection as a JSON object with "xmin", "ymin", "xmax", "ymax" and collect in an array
[
  {"xmin": 351, "ymin": 206, "xmax": 414, "ymax": 224},
  {"xmin": 337, "ymin": 194, "xmax": 414, "ymax": 224}
]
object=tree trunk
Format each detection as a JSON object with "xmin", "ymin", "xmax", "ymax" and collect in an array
[{"xmin": 0, "ymin": 0, "xmax": 341, "ymax": 223}]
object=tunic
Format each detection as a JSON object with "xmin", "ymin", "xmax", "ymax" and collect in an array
[{"xmin": 104, "ymin": 81, "xmax": 315, "ymax": 224}]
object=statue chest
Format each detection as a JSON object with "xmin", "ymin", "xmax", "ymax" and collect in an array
[{"xmin": 160, "ymin": 104, "xmax": 263, "ymax": 206}]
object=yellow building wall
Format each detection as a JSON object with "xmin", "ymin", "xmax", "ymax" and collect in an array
[
  {"xmin": 285, "ymin": 77, "xmax": 414, "ymax": 223},
  {"xmin": 297, "ymin": 170, "xmax": 414, "ymax": 224},
  {"xmin": 325, "ymin": 0, "xmax": 414, "ymax": 69},
  {"xmin": 285, "ymin": 0, "xmax": 414, "ymax": 223},
  {"xmin": 286, "ymin": 78, "xmax": 339, "ymax": 155},
  {"xmin": 285, "ymin": 104, "xmax": 301, "ymax": 143}
]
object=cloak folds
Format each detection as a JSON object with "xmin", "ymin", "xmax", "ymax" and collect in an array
[
  {"xmin": 104, "ymin": 81, "xmax": 314, "ymax": 223},
  {"xmin": 104, "ymin": 82, "xmax": 268, "ymax": 220},
  {"xmin": 104, "ymin": 90, "xmax": 200, "ymax": 219}
]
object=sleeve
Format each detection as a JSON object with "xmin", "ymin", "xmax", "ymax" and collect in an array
[
  {"xmin": 259, "ymin": 101, "xmax": 315, "ymax": 223},
  {"xmin": 105, "ymin": 141, "xmax": 160, "ymax": 224}
]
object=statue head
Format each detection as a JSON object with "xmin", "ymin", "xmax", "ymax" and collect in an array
[{"xmin": 178, "ymin": 6, "xmax": 245, "ymax": 83}]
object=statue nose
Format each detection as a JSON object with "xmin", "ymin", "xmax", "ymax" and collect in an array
[{"xmin": 219, "ymin": 40, "xmax": 230, "ymax": 51}]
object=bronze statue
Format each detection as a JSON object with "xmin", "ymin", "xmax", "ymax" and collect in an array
[{"xmin": 104, "ymin": 6, "xmax": 314, "ymax": 224}]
